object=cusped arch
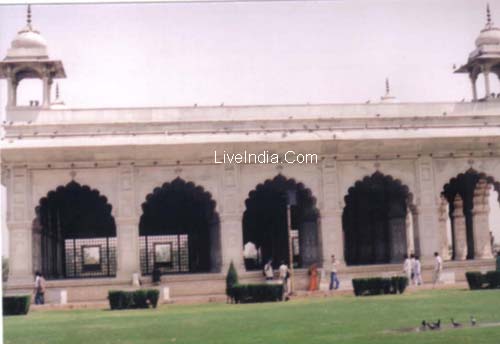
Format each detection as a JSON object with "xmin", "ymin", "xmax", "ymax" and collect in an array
[
  {"xmin": 342, "ymin": 171, "xmax": 417, "ymax": 266},
  {"xmin": 242, "ymin": 174, "xmax": 321, "ymax": 270},
  {"xmin": 37, "ymin": 180, "xmax": 116, "ymax": 239},
  {"xmin": 34, "ymin": 180, "xmax": 117, "ymax": 280},
  {"xmin": 139, "ymin": 177, "xmax": 221, "ymax": 274}
]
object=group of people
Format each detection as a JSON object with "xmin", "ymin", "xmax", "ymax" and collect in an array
[
  {"xmin": 263, "ymin": 259, "xmax": 292, "ymax": 297},
  {"xmin": 403, "ymin": 252, "xmax": 443, "ymax": 287},
  {"xmin": 263, "ymin": 254, "xmax": 341, "ymax": 294}
]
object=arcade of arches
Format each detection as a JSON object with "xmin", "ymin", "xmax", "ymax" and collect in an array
[{"xmin": 26, "ymin": 170, "xmax": 499, "ymax": 280}]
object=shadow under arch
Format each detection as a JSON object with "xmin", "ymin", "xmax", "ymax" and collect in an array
[
  {"xmin": 139, "ymin": 177, "xmax": 221, "ymax": 274},
  {"xmin": 242, "ymin": 174, "xmax": 321, "ymax": 271},
  {"xmin": 442, "ymin": 168, "xmax": 500, "ymax": 260},
  {"xmin": 343, "ymin": 171, "xmax": 416, "ymax": 266},
  {"xmin": 34, "ymin": 180, "xmax": 117, "ymax": 279}
]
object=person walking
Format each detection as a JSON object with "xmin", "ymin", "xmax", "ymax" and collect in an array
[
  {"xmin": 410, "ymin": 253, "xmax": 416, "ymax": 285},
  {"xmin": 264, "ymin": 259, "xmax": 274, "ymax": 281},
  {"xmin": 403, "ymin": 254, "xmax": 412, "ymax": 285},
  {"xmin": 278, "ymin": 260, "xmax": 289, "ymax": 295},
  {"xmin": 433, "ymin": 252, "xmax": 443, "ymax": 288},
  {"xmin": 329, "ymin": 255, "xmax": 340, "ymax": 290},
  {"xmin": 413, "ymin": 256, "xmax": 423, "ymax": 286},
  {"xmin": 34, "ymin": 271, "xmax": 46, "ymax": 305}
]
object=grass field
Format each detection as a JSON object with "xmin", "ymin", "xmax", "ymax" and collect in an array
[{"xmin": 4, "ymin": 289, "xmax": 500, "ymax": 344}]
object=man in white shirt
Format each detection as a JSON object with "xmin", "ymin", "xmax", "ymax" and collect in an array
[
  {"xmin": 329, "ymin": 255, "xmax": 340, "ymax": 290},
  {"xmin": 413, "ymin": 256, "xmax": 422, "ymax": 286},
  {"xmin": 433, "ymin": 252, "xmax": 443, "ymax": 287},
  {"xmin": 278, "ymin": 261, "xmax": 289, "ymax": 294},
  {"xmin": 403, "ymin": 254, "xmax": 412, "ymax": 285}
]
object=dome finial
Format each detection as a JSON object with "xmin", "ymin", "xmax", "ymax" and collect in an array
[
  {"xmin": 27, "ymin": 4, "xmax": 32, "ymax": 27},
  {"xmin": 486, "ymin": 3, "xmax": 493, "ymax": 27},
  {"xmin": 385, "ymin": 77, "xmax": 390, "ymax": 95}
]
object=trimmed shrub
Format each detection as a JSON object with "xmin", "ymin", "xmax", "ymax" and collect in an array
[
  {"xmin": 230, "ymin": 284, "xmax": 283, "ymax": 303},
  {"xmin": 146, "ymin": 289, "xmax": 160, "ymax": 308},
  {"xmin": 226, "ymin": 261, "xmax": 238, "ymax": 301},
  {"xmin": 108, "ymin": 289, "xmax": 160, "ymax": 310},
  {"xmin": 485, "ymin": 271, "xmax": 500, "ymax": 289},
  {"xmin": 133, "ymin": 290, "xmax": 149, "ymax": 309},
  {"xmin": 3, "ymin": 295, "xmax": 31, "ymax": 316},
  {"xmin": 391, "ymin": 276, "xmax": 408, "ymax": 294},
  {"xmin": 465, "ymin": 271, "xmax": 485, "ymax": 290},
  {"xmin": 352, "ymin": 277, "xmax": 408, "ymax": 296},
  {"xmin": 108, "ymin": 290, "xmax": 134, "ymax": 310}
]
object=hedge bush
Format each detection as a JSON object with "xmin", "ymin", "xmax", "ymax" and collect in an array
[
  {"xmin": 391, "ymin": 276, "xmax": 408, "ymax": 294},
  {"xmin": 3, "ymin": 295, "xmax": 31, "ymax": 316},
  {"xmin": 230, "ymin": 283, "xmax": 283, "ymax": 303},
  {"xmin": 465, "ymin": 272, "xmax": 485, "ymax": 290},
  {"xmin": 352, "ymin": 276, "xmax": 408, "ymax": 296},
  {"xmin": 465, "ymin": 271, "xmax": 500, "ymax": 290},
  {"xmin": 146, "ymin": 289, "xmax": 160, "ymax": 308},
  {"xmin": 486, "ymin": 271, "xmax": 500, "ymax": 288},
  {"xmin": 108, "ymin": 289, "xmax": 160, "ymax": 310}
]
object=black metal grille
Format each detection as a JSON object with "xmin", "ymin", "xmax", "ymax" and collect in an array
[
  {"xmin": 64, "ymin": 237, "xmax": 116, "ymax": 278},
  {"xmin": 140, "ymin": 234, "xmax": 189, "ymax": 275}
]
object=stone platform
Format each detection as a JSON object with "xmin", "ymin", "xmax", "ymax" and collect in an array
[{"xmin": 4, "ymin": 259, "xmax": 495, "ymax": 305}]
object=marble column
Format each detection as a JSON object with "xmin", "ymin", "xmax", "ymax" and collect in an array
[
  {"xmin": 7, "ymin": 167, "xmax": 34, "ymax": 284},
  {"xmin": 452, "ymin": 194, "xmax": 467, "ymax": 261},
  {"xmin": 42, "ymin": 70, "xmax": 52, "ymax": 108},
  {"xmin": 437, "ymin": 195, "xmax": 451, "ymax": 260},
  {"xmin": 470, "ymin": 74, "xmax": 478, "ymax": 101},
  {"xmin": 320, "ymin": 158, "xmax": 344, "ymax": 266},
  {"xmin": 415, "ymin": 157, "xmax": 440, "ymax": 263},
  {"xmin": 220, "ymin": 213, "xmax": 244, "ymax": 273},
  {"xmin": 220, "ymin": 165, "xmax": 244, "ymax": 273},
  {"xmin": 116, "ymin": 166, "xmax": 140, "ymax": 279},
  {"xmin": 483, "ymin": 65, "xmax": 491, "ymax": 99},
  {"xmin": 472, "ymin": 179, "xmax": 493, "ymax": 259},
  {"xmin": 115, "ymin": 218, "xmax": 140, "ymax": 279}
]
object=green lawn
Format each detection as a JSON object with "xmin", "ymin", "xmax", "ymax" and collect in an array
[{"xmin": 4, "ymin": 289, "xmax": 500, "ymax": 344}]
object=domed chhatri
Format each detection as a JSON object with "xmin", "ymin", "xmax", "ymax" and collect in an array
[
  {"xmin": 455, "ymin": 4, "xmax": 500, "ymax": 102},
  {"xmin": 475, "ymin": 4, "xmax": 500, "ymax": 47},
  {"xmin": 0, "ymin": 5, "xmax": 65, "ymax": 108},
  {"xmin": 5, "ymin": 5, "xmax": 48, "ymax": 60}
]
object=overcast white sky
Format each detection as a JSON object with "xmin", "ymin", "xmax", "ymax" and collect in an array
[
  {"xmin": 1, "ymin": 0, "xmax": 499, "ymax": 109},
  {"xmin": 0, "ymin": 0, "xmax": 499, "ymax": 256}
]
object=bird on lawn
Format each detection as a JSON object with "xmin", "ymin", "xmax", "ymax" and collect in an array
[
  {"xmin": 420, "ymin": 320, "xmax": 427, "ymax": 331},
  {"xmin": 427, "ymin": 319, "xmax": 441, "ymax": 330},
  {"xmin": 451, "ymin": 318, "xmax": 462, "ymax": 328},
  {"xmin": 470, "ymin": 315, "xmax": 477, "ymax": 326}
]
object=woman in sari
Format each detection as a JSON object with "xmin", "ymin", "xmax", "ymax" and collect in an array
[{"xmin": 308, "ymin": 263, "xmax": 319, "ymax": 291}]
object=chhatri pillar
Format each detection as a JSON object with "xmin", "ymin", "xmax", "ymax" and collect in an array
[
  {"xmin": 452, "ymin": 194, "xmax": 468, "ymax": 260},
  {"xmin": 472, "ymin": 178, "xmax": 494, "ymax": 259}
]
